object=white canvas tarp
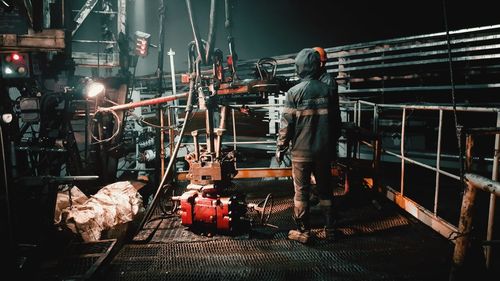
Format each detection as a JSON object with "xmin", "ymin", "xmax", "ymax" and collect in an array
[{"xmin": 55, "ymin": 181, "xmax": 144, "ymax": 242}]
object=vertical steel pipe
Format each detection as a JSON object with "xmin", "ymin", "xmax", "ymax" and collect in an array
[
  {"xmin": 357, "ymin": 101, "xmax": 361, "ymax": 127},
  {"xmin": 232, "ymin": 108, "xmax": 237, "ymax": 168},
  {"xmin": 451, "ymin": 134, "xmax": 476, "ymax": 276},
  {"xmin": 373, "ymin": 138, "xmax": 381, "ymax": 192},
  {"xmin": 155, "ymin": 0, "xmax": 168, "ymax": 186},
  {"xmin": 434, "ymin": 109, "xmax": 444, "ymax": 215},
  {"xmin": 353, "ymin": 102, "xmax": 358, "ymax": 125},
  {"xmin": 167, "ymin": 107, "xmax": 174, "ymax": 157},
  {"xmin": 192, "ymin": 130, "xmax": 199, "ymax": 161},
  {"xmin": 450, "ymin": 176, "xmax": 478, "ymax": 280},
  {"xmin": 400, "ymin": 108, "xmax": 406, "ymax": 196},
  {"xmin": 205, "ymin": 104, "xmax": 216, "ymax": 154},
  {"xmin": 160, "ymin": 109, "xmax": 165, "ymax": 177},
  {"xmin": 215, "ymin": 106, "xmax": 227, "ymax": 158},
  {"xmin": 168, "ymin": 48, "xmax": 178, "ymax": 110},
  {"xmin": 465, "ymin": 135, "xmax": 474, "ymax": 172},
  {"xmin": 486, "ymin": 113, "xmax": 500, "ymax": 268}
]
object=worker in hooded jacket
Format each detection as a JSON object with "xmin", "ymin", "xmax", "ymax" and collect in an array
[{"xmin": 276, "ymin": 48, "xmax": 342, "ymax": 243}]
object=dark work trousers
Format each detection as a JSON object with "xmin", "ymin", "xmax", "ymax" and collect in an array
[{"xmin": 292, "ymin": 160, "xmax": 334, "ymax": 224}]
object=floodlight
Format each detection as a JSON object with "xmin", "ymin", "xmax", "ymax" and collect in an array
[{"xmin": 86, "ymin": 81, "xmax": 105, "ymax": 98}]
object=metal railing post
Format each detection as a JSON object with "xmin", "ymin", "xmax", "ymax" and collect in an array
[
  {"xmin": 357, "ymin": 101, "xmax": 362, "ymax": 158},
  {"xmin": 373, "ymin": 104, "xmax": 379, "ymax": 133},
  {"xmin": 486, "ymin": 112, "xmax": 500, "ymax": 268},
  {"xmin": 372, "ymin": 105, "xmax": 381, "ymax": 192},
  {"xmin": 357, "ymin": 100, "xmax": 361, "ymax": 127},
  {"xmin": 167, "ymin": 106, "xmax": 174, "ymax": 157},
  {"xmin": 373, "ymin": 138, "xmax": 382, "ymax": 192},
  {"xmin": 450, "ymin": 172, "xmax": 500, "ymax": 281},
  {"xmin": 353, "ymin": 102, "xmax": 358, "ymax": 125},
  {"xmin": 450, "ymin": 134, "xmax": 475, "ymax": 281},
  {"xmin": 159, "ymin": 108, "xmax": 165, "ymax": 178},
  {"xmin": 434, "ymin": 109, "xmax": 444, "ymax": 215},
  {"xmin": 400, "ymin": 108, "xmax": 406, "ymax": 196},
  {"xmin": 465, "ymin": 134, "xmax": 474, "ymax": 172},
  {"xmin": 450, "ymin": 174, "xmax": 478, "ymax": 281},
  {"xmin": 232, "ymin": 108, "xmax": 237, "ymax": 169}
]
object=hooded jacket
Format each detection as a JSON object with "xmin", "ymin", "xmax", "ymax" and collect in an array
[{"xmin": 277, "ymin": 48, "xmax": 341, "ymax": 162}]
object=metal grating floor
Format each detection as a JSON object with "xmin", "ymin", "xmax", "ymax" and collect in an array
[
  {"xmin": 57, "ymin": 239, "xmax": 117, "ymax": 280},
  {"xmin": 100, "ymin": 179, "xmax": 453, "ymax": 281}
]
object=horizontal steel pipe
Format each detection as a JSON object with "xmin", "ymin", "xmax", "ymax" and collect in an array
[
  {"xmin": 100, "ymin": 92, "xmax": 188, "ymax": 112},
  {"xmin": 464, "ymin": 173, "xmax": 500, "ymax": 197}
]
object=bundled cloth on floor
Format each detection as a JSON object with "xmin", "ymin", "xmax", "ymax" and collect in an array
[{"xmin": 54, "ymin": 181, "xmax": 144, "ymax": 242}]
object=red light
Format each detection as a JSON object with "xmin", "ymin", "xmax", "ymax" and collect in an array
[{"xmin": 12, "ymin": 54, "xmax": 21, "ymax": 61}]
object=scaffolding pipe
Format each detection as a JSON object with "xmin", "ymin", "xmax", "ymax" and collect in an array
[
  {"xmin": 167, "ymin": 48, "xmax": 178, "ymax": 108},
  {"xmin": 358, "ymin": 100, "xmax": 500, "ymax": 113},
  {"xmin": 373, "ymin": 138, "xmax": 381, "ymax": 192},
  {"xmin": 450, "ymin": 172, "xmax": 500, "ymax": 280},
  {"xmin": 182, "ymin": 140, "xmax": 275, "ymax": 146},
  {"xmin": 167, "ymin": 107, "xmax": 174, "ymax": 158},
  {"xmin": 191, "ymin": 130, "xmax": 200, "ymax": 161},
  {"xmin": 465, "ymin": 173, "xmax": 500, "ymax": 196},
  {"xmin": 232, "ymin": 108, "xmax": 237, "ymax": 168},
  {"xmin": 362, "ymin": 143, "xmax": 461, "ymax": 181},
  {"xmin": 434, "ymin": 110, "xmax": 444, "ymax": 215},
  {"xmin": 400, "ymin": 108, "xmax": 406, "ymax": 196},
  {"xmin": 160, "ymin": 108, "xmax": 165, "ymax": 177},
  {"xmin": 450, "ymin": 173, "xmax": 479, "ymax": 281},
  {"xmin": 486, "ymin": 112, "xmax": 500, "ymax": 268}
]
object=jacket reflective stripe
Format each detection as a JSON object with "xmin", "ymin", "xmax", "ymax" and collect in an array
[
  {"xmin": 296, "ymin": 108, "xmax": 329, "ymax": 117},
  {"xmin": 282, "ymin": 107, "xmax": 296, "ymax": 114},
  {"xmin": 298, "ymin": 97, "xmax": 329, "ymax": 109}
]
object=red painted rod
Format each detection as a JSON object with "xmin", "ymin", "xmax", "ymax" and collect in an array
[{"xmin": 100, "ymin": 92, "xmax": 188, "ymax": 111}]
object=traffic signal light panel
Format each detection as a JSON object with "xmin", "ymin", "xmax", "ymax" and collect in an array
[
  {"xmin": 1, "ymin": 52, "xmax": 30, "ymax": 79},
  {"xmin": 135, "ymin": 31, "xmax": 151, "ymax": 57}
]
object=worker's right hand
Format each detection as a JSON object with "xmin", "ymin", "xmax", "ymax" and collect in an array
[{"xmin": 275, "ymin": 146, "xmax": 287, "ymax": 165}]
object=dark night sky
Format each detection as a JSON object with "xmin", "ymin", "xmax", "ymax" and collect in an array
[{"xmin": 115, "ymin": 0, "xmax": 499, "ymax": 75}]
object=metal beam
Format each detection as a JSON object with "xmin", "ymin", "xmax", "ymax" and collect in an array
[
  {"xmin": 72, "ymin": 0, "xmax": 99, "ymax": 36},
  {"xmin": 0, "ymin": 29, "xmax": 65, "ymax": 51},
  {"xmin": 384, "ymin": 185, "xmax": 458, "ymax": 240},
  {"xmin": 176, "ymin": 168, "xmax": 292, "ymax": 181},
  {"xmin": 176, "ymin": 167, "xmax": 344, "ymax": 181},
  {"xmin": 465, "ymin": 173, "xmax": 500, "ymax": 197},
  {"xmin": 72, "ymin": 51, "xmax": 120, "ymax": 67},
  {"xmin": 43, "ymin": 0, "xmax": 50, "ymax": 28},
  {"xmin": 117, "ymin": 0, "xmax": 126, "ymax": 35}
]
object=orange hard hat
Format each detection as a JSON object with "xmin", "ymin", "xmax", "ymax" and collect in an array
[{"xmin": 313, "ymin": 47, "xmax": 328, "ymax": 63}]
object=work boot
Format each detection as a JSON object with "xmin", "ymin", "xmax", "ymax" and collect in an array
[
  {"xmin": 322, "ymin": 206, "xmax": 336, "ymax": 241},
  {"xmin": 288, "ymin": 217, "xmax": 310, "ymax": 244}
]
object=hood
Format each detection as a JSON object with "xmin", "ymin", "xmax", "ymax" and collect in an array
[{"xmin": 295, "ymin": 48, "xmax": 320, "ymax": 80}]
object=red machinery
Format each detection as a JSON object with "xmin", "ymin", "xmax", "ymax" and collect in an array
[
  {"xmin": 99, "ymin": 67, "xmax": 279, "ymax": 235},
  {"xmin": 172, "ymin": 99, "xmax": 252, "ymax": 234},
  {"xmin": 169, "ymin": 54, "xmax": 283, "ymax": 234},
  {"xmin": 175, "ymin": 190, "xmax": 248, "ymax": 233}
]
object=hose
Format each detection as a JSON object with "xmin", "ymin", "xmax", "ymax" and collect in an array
[
  {"xmin": 205, "ymin": 0, "xmax": 218, "ymax": 63},
  {"xmin": 442, "ymin": 0, "xmax": 464, "ymax": 182},
  {"xmin": 185, "ymin": 0, "xmax": 206, "ymax": 65},
  {"xmin": 136, "ymin": 78, "xmax": 195, "ymax": 234},
  {"xmin": 0, "ymin": 125, "xmax": 14, "ymax": 248}
]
